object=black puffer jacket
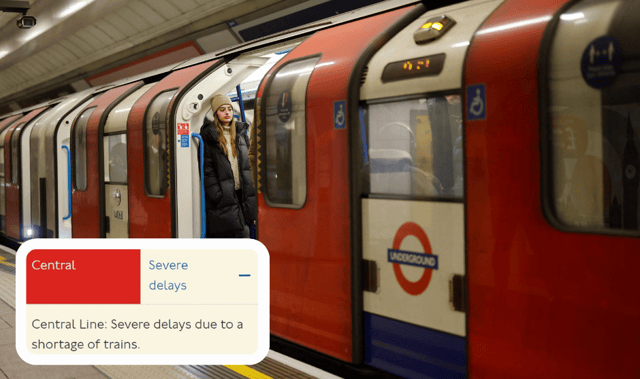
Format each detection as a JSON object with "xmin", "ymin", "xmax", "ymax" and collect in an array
[{"xmin": 201, "ymin": 120, "xmax": 256, "ymax": 237}]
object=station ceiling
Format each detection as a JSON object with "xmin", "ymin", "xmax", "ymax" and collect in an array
[{"xmin": 0, "ymin": 0, "xmax": 307, "ymax": 111}]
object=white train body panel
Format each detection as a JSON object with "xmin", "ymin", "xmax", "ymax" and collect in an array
[{"xmin": 56, "ymin": 97, "xmax": 95, "ymax": 238}]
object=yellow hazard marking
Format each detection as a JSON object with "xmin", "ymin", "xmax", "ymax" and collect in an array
[
  {"xmin": 257, "ymin": 137, "xmax": 262, "ymax": 192},
  {"xmin": 224, "ymin": 365, "xmax": 272, "ymax": 379},
  {"xmin": 0, "ymin": 256, "xmax": 15, "ymax": 268}
]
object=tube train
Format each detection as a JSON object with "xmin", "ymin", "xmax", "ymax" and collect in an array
[{"xmin": 1, "ymin": 0, "xmax": 639, "ymax": 377}]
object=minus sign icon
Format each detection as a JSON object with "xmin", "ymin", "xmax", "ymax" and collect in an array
[{"xmin": 239, "ymin": 274, "xmax": 251, "ymax": 277}]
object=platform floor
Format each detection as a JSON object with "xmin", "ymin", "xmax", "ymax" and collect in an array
[{"xmin": 0, "ymin": 246, "xmax": 342, "ymax": 379}]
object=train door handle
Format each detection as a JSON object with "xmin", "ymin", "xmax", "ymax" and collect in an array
[
  {"xmin": 449, "ymin": 274, "xmax": 466, "ymax": 312},
  {"xmin": 62, "ymin": 145, "xmax": 71, "ymax": 220},
  {"xmin": 363, "ymin": 259, "xmax": 379, "ymax": 293}
]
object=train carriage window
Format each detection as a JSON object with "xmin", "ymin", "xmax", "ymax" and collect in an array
[
  {"xmin": 144, "ymin": 89, "xmax": 176, "ymax": 197},
  {"xmin": 10, "ymin": 123, "xmax": 25, "ymax": 184},
  {"xmin": 545, "ymin": 0, "xmax": 640, "ymax": 233},
  {"xmin": 0, "ymin": 144, "xmax": 4, "ymax": 231},
  {"xmin": 73, "ymin": 108, "xmax": 95, "ymax": 191},
  {"xmin": 104, "ymin": 134, "xmax": 127, "ymax": 183},
  {"xmin": 263, "ymin": 56, "xmax": 321, "ymax": 208},
  {"xmin": 360, "ymin": 94, "xmax": 463, "ymax": 199}
]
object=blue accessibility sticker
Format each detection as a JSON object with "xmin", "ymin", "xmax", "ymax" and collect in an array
[
  {"xmin": 277, "ymin": 90, "xmax": 292, "ymax": 123},
  {"xmin": 181, "ymin": 135, "xmax": 189, "ymax": 148},
  {"xmin": 334, "ymin": 100, "xmax": 346, "ymax": 129},
  {"xmin": 580, "ymin": 36, "xmax": 622, "ymax": 89},
  {"xmin": 466, "ymin": 84, "xmax": 486, "ymax": 121}
]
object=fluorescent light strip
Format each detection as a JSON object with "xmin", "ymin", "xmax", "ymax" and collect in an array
[{"xmin": 477, "ymin": 16, "xmax": 552, "ymax": 35}]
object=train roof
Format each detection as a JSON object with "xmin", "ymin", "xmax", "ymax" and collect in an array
[
  {"xmin": 178, "ymin": 0, "xmax": 420, "ymax": 69},
  {"xmin": 59, "ymin": 0, "xmax": 422, "ymax": 93}
]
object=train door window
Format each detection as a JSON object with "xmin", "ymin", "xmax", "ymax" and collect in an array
[
  {"xmin": 104, "ymin": 134, "xmax": 127, "ymax": 183},
  {"xmin": 73, "ymin": 108, "xmax": 95, "ymax": 191},
  {"xmin": 10, "ymin": 122, "xmax": 25, "ymax": 184},
  {"xmin": 145, "ymin": 89, "xmax": 176, "ymax": 197},
  {"xmin": 262, "ymin": 56, "xmax": 321, "ymax": 208},
  {"xmin": 360, "ymin": 94, "xmax": 463, "ymax": 199},
  {"xmin": 544, "ymin": 0, "xmax": 640, "ymax": 233}
]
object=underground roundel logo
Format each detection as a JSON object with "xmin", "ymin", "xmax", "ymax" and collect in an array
[{"xmin": 388, "ymin": 222, "xmax": 438, "ymax": 296}]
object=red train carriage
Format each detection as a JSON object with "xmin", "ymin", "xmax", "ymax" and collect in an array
[{"xmin": 466, "ymin": 0, "xmax": 640, "ymax": 377}]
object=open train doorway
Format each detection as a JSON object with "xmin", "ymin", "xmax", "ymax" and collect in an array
[{"xmin": 174, "ymin": 39, "xmax": 305, "ymax": 238}]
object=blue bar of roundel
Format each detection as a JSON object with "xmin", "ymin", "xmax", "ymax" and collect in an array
[
  {"xmin": 388, "ymin": 249, "xmax": 438, "ymax": 270},
  {"xmin": 365, "ymin": 313, "xmax": 465, "ymax": 379}
]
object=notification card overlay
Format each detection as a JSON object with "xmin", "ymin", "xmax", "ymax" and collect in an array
[{"xmin": 16, "ymin": 239, "xmax": 269, "ymax": 365}]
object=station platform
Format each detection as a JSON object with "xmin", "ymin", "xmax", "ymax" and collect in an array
[{"xmin": 0, "ymin": 246, "xmax": 342, "ymax": 379}]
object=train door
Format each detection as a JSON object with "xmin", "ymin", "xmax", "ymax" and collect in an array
[
  {"xmin": 356, "ymin": 1, "xmax": 503, "ymax": 378},
  {"xmin": 4, "ymin": 107, "xmax": 48, "ymax": 240},
  {"xmin": 174, "ymin": 50, "xmax": 290, "ymax": 238},
  {"xmin": 35, "ymin": 95, "xmax": 91, "ymax": 240},
  {"xmin": 29, "ymin": 110, "xmax": 53, "ymax": 238},
  {"xmin": 55, "ymin": 97, "xmax": 95, "ymax": 238},
  {"xmin": 0, "ymin": 115, "xmax": 21, "ymax": 234},
  {"xmin": 224, "ymin": 42, "xmax": 307, "ymax": 209},
  {"xmin": 24, "ymin": 107, "xmax": 56, "ymax": 238},
  {"xmin": 102, "ymin": 84, "xmax": 155, "ymax": 238},
  {"xmin": 71, "ymin": 82, "xmax": 144, "ymax": 238}
]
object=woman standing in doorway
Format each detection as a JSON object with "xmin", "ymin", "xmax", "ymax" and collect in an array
[{"xmin": 201, "ymin": 94, "xmax": 256, "ymax": 238}]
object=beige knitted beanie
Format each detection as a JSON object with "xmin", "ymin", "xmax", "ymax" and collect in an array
[{"xmin": 211, "ymin": 94, "xmax": 233, "ymax": 114}]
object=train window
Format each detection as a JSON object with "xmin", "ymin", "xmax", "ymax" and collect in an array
[
  {"xmin": 10, "ymin": 122, "xmax": 25, "ymax": 184},
  {"xmin": 0, "ymin": 147, "xmax": 3, "ymax": 177},
  {"xmin": 360, "ymin": 94, "xmax": 463, "ymax": 199},
  {"xmin": 0, "ymin": 126, "xmax": 10, "ymax": 233},
  {"xmin": 263, "ymin": 56, "xmax": 321, "ymax": 208},
  {"xmin": 545, "ymin": 0, "xmax": 640, "ymax": 233},
  {"xmin": 73, "ymin": 107, "xmax": 95, "ymax": 191},
  {"xmin": 144, "ymin": 89, "xmax": 176, "ymax": 197},
  {"xmin": 0, "ymin": 145, "xmax": 4, "ymax": 231},
  {"xmin": 104, "ymin": 134, "xmax": 127, "ymax": 183}
]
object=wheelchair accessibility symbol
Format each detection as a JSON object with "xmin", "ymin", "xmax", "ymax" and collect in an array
[
  {"xmin": 334, "ymin": 100, "xmax": 346, "ymax": 129},
  {"xmin": 466, "ymin": 84, "xmax": 486, "ymax": 121}
]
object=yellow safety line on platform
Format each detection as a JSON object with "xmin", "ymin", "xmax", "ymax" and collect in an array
[
  {"xmin": 0, "ymin": 256, "xmax": 14, "ymax": 267},
  {"xmin": 224, "ymin": 365, "xmax": 273, "ymax": 379}
]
